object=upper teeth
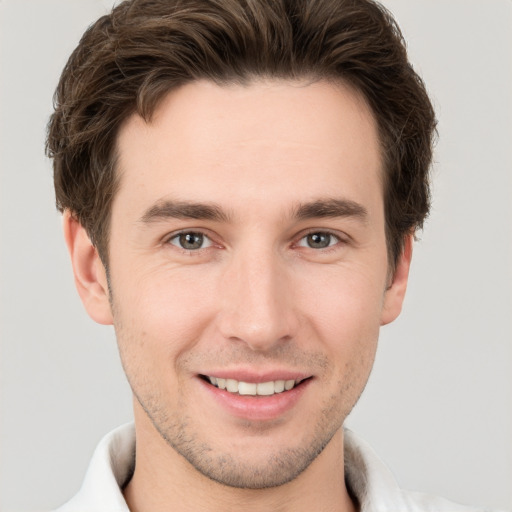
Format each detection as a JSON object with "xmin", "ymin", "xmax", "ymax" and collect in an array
[{"xmin": 207, "ymin": 376, "xmax": 298, "ymax": 396}]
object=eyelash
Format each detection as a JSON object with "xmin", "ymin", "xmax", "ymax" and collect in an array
[
  {"xmin": 165, "ymin": 229, "xmax": 347, "ymax": 253},
  {"xmin": 166, "ymin": 231, "xmax": 215, "ymax": 252},
  {"xmin": 295, "ymin": 230, "xmax": 342, "ymax": 251}
]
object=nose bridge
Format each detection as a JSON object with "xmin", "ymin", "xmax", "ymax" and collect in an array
[{"xmin": 218, "ymin": 242, "xmax": 295, "ymax": 350}]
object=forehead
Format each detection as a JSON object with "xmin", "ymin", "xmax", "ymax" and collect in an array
[{"xmin": 114, "ymin": 79, "xmax": 383, "ymax": 219}]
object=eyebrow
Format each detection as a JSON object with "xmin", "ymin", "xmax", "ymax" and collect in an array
[
  {"xmin": 293, "ymin": 198, "xmax": 368, "ymax": 222},
  {"xmin": 139, "ymin": 197, "xmax": 368, "ymax": 224},
  {"xmin": 140, "ymin": 200, "xmax": 231, "ymax": 224}
]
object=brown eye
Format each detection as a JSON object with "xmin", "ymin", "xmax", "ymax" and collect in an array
[{"xmin": 169, "ymin": 232, "xmax": 211, "ymax": 250}]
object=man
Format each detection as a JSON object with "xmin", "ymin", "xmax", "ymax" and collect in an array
[{"xmin": 44, "ymin": 0, "xmax": 489, "ymax": 511}]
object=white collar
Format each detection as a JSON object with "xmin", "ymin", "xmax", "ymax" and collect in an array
[{"xmin": 56, "ymin": 423, "xmax": 480, "ymax": 512}]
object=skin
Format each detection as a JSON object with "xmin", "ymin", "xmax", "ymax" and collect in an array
[{"xmin": 64, "ymin": 79, "xmax": 412, "ymax": 512}]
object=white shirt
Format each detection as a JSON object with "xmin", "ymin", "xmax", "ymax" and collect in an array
[{"xmin": 55, "ymin": 423, "xmax": 489, "ymax": 512}]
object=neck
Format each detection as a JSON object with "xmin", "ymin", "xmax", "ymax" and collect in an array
[{"xmin": 123, "ymin": 409, "xmax": 357, "ymax": 512}]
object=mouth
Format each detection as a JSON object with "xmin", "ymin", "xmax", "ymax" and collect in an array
[{"xmin": 200, "ymin": 375, "xmax": 310, "ymax": 396}]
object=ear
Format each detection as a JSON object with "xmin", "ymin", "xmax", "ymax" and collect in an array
[
  {"xmin": 62, "ymin": 210, "xmax": 113, "ymax": 325},
  {"xmin": 381, "ymin": 234, "xmax": 413, "ymax": 326}
]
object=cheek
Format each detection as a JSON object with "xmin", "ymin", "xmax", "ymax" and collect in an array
[
  {"xmin": 295, "ymin": 265, "xmax": 383, "ymax": 380},
  {"xmin": 110, "ymin": 268, "xmax": 219, "ymax": 377},
  {"xmin": 297, "ymin": 264, "xmax": 386, "ymax": 333}
]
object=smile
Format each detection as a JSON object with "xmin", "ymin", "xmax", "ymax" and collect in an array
[{"xmin": 204, "ymin": 376, "xmax": 304, "ymax": 396}]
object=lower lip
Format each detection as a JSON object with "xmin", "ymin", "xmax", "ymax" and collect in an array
[{"xmin": 198, "ymin": 378, "xmax": 311, "ymax": 422}]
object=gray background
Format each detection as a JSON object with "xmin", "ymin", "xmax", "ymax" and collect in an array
[{"xmin": 1, "ymin": 1, "xmax": 511, "ymax": 511}]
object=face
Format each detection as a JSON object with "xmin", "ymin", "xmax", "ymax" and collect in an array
[{"xmin": 71, "ymin": 79, "xmax": 410, "ymax": 489}]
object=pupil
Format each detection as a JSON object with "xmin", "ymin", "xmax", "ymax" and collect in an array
[
  {"xmin": 308, "ymin": 233, "xmax": 330, "ymax": 248},
  {"xmin": 180, "ymin": 232, "xmax": 203, "ymax": 250}
]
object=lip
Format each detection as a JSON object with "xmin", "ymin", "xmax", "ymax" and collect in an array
[{"xmin": 197, "ymin": 372, "xmax": 312, "ymax": 422}]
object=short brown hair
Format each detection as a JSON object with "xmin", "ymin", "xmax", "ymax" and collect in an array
[{"xmin": 46, "ymin": 0, "xmax": 436, "ymax": 267}]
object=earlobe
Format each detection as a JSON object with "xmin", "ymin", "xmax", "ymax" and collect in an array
[
  {"xmin": 62, "ymin": 211, "xmax": 113, "ymax": 325},
  {"xmin": 381, "ymin": 234, "xmax": 413, "ymax": 326}
]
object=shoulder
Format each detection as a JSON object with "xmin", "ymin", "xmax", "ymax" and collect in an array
[
  {"xmin": 53, "ymin": 423, "xmax": 135, "ymax": 512},
  {"xmin": 343, "ymin": 429, "xmax": 499, "ymax": 512}
]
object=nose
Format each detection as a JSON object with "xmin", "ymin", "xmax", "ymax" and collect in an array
[{"xmin": 217, "ymin": 248, "xmax": 297, "ymax": 352}]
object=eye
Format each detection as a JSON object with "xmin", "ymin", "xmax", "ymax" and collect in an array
[
  {"xmin": 168, "ymin": 232, "xmax": 212, "ymax": 251},
  {"xmin": 297, "ymin": 231, "xmax": 340, "ymax": 249}
]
